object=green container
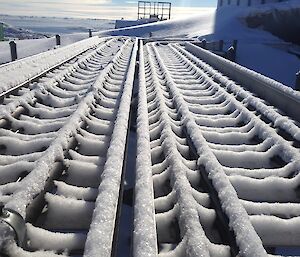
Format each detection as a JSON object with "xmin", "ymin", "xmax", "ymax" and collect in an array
[{"xmin": 0, "ymin": 23, "xmax": 4, "ymax": 41}]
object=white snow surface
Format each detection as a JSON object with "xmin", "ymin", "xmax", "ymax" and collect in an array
[
  {"xmin": 83, "ymin": 39, "xmax": 138, "ymax": 257},
  {"xmin": 147, "ymin": 42, "xmax": 269, "ymax": 256},
  {"xmin": 0, "ymin": 1, "xmax": 299, "ymax": 256},
  {"xmin": 183, "ymin": 42, "xmax": 300, "ymax": 124},
  {"xmin": 3, "ymin": 38, "xmax": 129, "ymax": 218},
  {"xmin": 0, "ymin": 15, "xmax": 114, "ymax": 64},
  {"xmin": 0, "ymin": 37, "xmax": 101, "ymax": 94},
  {"xmin": 133, "ymin": 40, "xmax": 157, "ymax": 257},
  {"xmin": 100, "ymin": 12, "xmax": 215, "ymax": 39},
  {"xmin": 131, "ymin": 38, "xmax": 300, "ymax": 257}
]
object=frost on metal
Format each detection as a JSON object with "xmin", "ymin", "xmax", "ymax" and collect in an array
[
  {"xmin": 0, "ymin": 37, "xmax": 103, "ymax": 94},
  {"xmin": 185, "ymin": 42, "xmax": 300, "ymax": 123},
  {"xmin": 0, "ymin": 36, "xmax": 137, "ymax": 256},
  {"xmin": 0, "ymin": 36, "xmax": 300, "ymax": 257},
  {"xmin": 83, "ymin": 38, "xmax": 138, "ymax": 257},
  {"xmin": 133, "ymin": 40, "xmax": 157, "ymax": 257},
  {"xmin": 133, "ymin": 40, "xmax": 300, "ymax": 257}
]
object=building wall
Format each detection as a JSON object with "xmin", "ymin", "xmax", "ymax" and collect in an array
[{"xmin": 217, "ymin": 0, "xmax": 288, "ymax": 7}]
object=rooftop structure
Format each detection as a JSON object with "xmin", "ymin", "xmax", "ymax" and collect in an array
[{"xmin": 137, "ymin": 1, "xmax": 171, "ymax": 20}]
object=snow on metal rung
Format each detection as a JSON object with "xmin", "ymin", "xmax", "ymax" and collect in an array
[
  {"xmin": 133, "ymin": 41, "xmax": 300, "ymax": 257},
  {"xmin": 0, "ymin": 37, "xmax": 104, "ymax": 96},
  {"xmin": 0, "ymin": 37, "xmax": 137, "ymax": 256},
  {"xmin": 0, "ymin": 36, "xmax": 300, "ymax": 257}
]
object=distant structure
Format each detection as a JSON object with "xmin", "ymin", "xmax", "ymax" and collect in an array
[
  {"xmin": 218, "ymin": 0, "xmax": 288, "ymax": 8},
  {"xmin": 137, "ymin": 1, "xmax": 171, "ymax": 21},
  {"xmin": 115, "ymin": 1, "xmax": 171, "ymax": 29}
]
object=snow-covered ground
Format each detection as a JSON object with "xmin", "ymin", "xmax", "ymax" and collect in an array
[
  {"xmin": 0, "ymin": 15, "xmax": 115, "ymax": 36},
  {"xmin": 0, "ymin": 9, "xmax": 213, "ymax": 65},
  {"xmin": 0, "ymin": 15, "xmax": 115, "ymax": 64}
]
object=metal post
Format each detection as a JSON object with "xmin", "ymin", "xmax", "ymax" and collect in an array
[
  {"xmin": 233, "ymin": 40, "xmax": 238, "ymax": 52},
  {"xmin": 201, "ymin": 39, "xmax": 207, "ymax": 49},
  {"xmin": 237, "ymin": 0, "xmax": 240, "ymax": 6},
  {"xmin": 226, "ymin": 40, "xmax": 237, "ymax": 62},
  {"xmin": 0, "ymin": 23, "xmax": 4, "ymax": 41},
  {"xmin": 219, "ymin": 40, "xmax": 224, "ymax": 51},
  {"xmin": 295, "ymin": 72, "xmax": 300, "ymax": 91},
  {"xmin": 248, "ymin": 0, "xmax": 251, "ymax": 6},
  {"xmin": 55, "ymin": 34, "xmax": 61, "ymax": 46},
  {"xmin": 226, "ymin": 46, "xmax": 235, "ymax": 61},
  {"xmin": 89, "ymin": 29, "xmax": 92, "ymax": 38},
  {"xmin": 261, "ymin": 0, "xmax": 266, "ymax": 4},
  {"xmin": 9, "ymin": 41, "xmax": 17, "ymax": 61}
]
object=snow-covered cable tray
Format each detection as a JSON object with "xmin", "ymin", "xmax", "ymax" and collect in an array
[{"xmin": 0, "ymin": 36, "xmax": 299, "ymax": 257}]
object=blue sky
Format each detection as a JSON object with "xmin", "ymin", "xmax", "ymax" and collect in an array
[{"xmin": 0, "ymin": 0, "xmax": 217, "ymax": 19}]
